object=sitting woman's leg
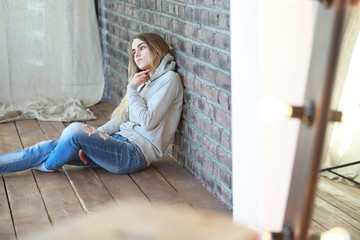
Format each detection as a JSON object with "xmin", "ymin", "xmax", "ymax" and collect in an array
[
  {"xmin": 43, "ymin": 122, "xmax": 147, "ymax": 174},
  {"xmin": 0, "ymin": 139, "xmax": 58, "ymax": 174}
]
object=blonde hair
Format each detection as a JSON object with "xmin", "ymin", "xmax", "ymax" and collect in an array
[{"xmin": 111, "ymin": 33, "xmax": 170, "ymax": 121}]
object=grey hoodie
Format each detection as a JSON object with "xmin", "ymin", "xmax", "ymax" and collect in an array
[{"xmin": 98, "ymin": 53, "xmax": 183, "ymax": 165}]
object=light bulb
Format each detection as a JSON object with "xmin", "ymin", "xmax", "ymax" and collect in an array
[
  {"xmin": 258, "ymin": 98, "xmax": 292, "ymax": 121},
  {"xmin": 321, "ymin": 227, "xmax": 350, "ymax": 240}
]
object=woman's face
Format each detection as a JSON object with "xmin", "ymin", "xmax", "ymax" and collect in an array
[{"xmin": 132, "ymin": 38, "xmax": 151, "ymax": 70}]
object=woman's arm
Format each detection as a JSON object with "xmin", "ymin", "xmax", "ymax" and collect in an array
[
  {"xmin": 127, "ymin": 73, "xmax": 182, "ymax": 131},
  {"xmin": 97, "ymin": 117, "xmax": 124, "ymax": 135}
]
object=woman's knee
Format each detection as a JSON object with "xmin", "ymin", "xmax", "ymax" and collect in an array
[
  {"xmin": 61, "ymin": 123, "xmax": 104, "ymax": 145},
  {"xmin": 63, "ymin": 122, "xmax": 84, "ymax": 133},
  {"xmin": 61, "ymin": 122, "xmax": 87, "ymax": 141}
]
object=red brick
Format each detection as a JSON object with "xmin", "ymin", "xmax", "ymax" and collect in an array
[
  {"xmin": 105, "ymin": 1, "xmax": 114, "ymax": 10},
  {"xmin": 208, "ymin": 12, "xmax": 218, "ymax": 26},
  {"xmin": 198, "ymin": 28, "xmax": 213, "ymax": 45},
  {"xmin": 201, "ymin": 84, "xmax": 216, "ymax": 102},
  {"xmin": 201, "ymin": 137, "xmax": 217, "ymax": 158},
  {"xmin": 189, "ymin": 142, "xmax": 198, "ymax": 157},
  {"xmin": 198, "ymin": 99, "xmax": 215, "ymax": 117},
  {"xmin": 108, "ymin": 58, "xmax": 127, "ymax": 77},
  {"xmin": 198, "ymin": 46, "xmax": 209, "ymax": 60},
  {"xmin": 175, "ymin": 54, "xmax": 186, "ymax": 69},
  {"xmin": 217, "ymin": 147, "xmax": 232, "ymax": 170},
  {"xmin": 196, "ymin": 0, "xmax": 214, "ymax": 7},
  {"xmin": 185, "ymin": 58, "xmax": 199, "ymax": 74},
  {"xmin": 212, "ymin": 163, "xmax": 231, "ymax": 189},
  {"xmin": 160, "ymin": 15, "xmax": 171, "ymax": 29},
  {"xmin": 194, "ymin": 78, "xmax": 203, "ymax": 94},
  {"xmin": 214, "ymin": 0, "xmax": 230, "ymax": 9},
  {"xmin": 219, "ymin": 90, "xmax": 230, "ymax": 110},
  {"xmin": 184, "ymin": 92, "xmax": 198, "ymax": 110},
  {"xmin": 199, "ymin": 65, "xmax": 216, "ymax": 84},
  {"xmin": 183, "ymin": 73, "xmax": 195, "ymax": 90},
  {"xmin": 183, "ymin": 138, "xmax": 190, "ymax": 153},
  {"xmin": 210, "ymin": 124, "xmax": 222, "ymax": 142},
  {"xmin": 184, "ymin": 25, "xmax": 198, "ymax": 39},
  {"xmin": 176, "ymin": 40, "xmax": 194, "ymax": 55},
  {"xmin": 220, "ymin": 131, "xmax": 231, "ymax": 150},
  {"xmin": 124, "ymin": 5, "xmax": 133, "ymax": 15},
  {"xmin": 215, "ymin": 108, "xmax": 231, "ymax": 131},
  {"xmin": 184, "ymin": 6, "xmax": 195, "ymax": 22},
  {"xmin": 187, "ymin": 125, "xmax": 201, "ymax": 144},
  {"xmin": 174, "ymin": 148, "xmax": 186, "ymax": 166},
  {"xmin": 214, "ymin": 32, "xmax": 230, "ymax": 50},
  {"xmin": 197, "ymin": 152, "xmax": 213, "ymax": 173},
  {"xmin": 197, "ymin": 10, "xmax": 209, "ymax": 25},
  {"xmin": 157, "ymin": 0, "xmax": 163, "ymax": 11},
  {"xmin": 218, "ymin": 13, "xmax": 230, "ymax": 29},
  {"xmin": 215, "ymin": 184, "xmax": 232, "ymax": 205},
  {"xmin": 199, "ymin": 169, "xmax": 216, "ymax": 192},
  {"xmin": 195, "ymin": 116, "xmax": 211, "ymax": 136},
  {"xmin": 215, "ymin": 70, "xmax": 231, "ymax": 91},
  {"xmin": 174, "ymin": 5, "xmax": 185, "ymax": 18},
  {"xmin": 186, "ymin": 159, "xmax": 201, "ymax": 180}
]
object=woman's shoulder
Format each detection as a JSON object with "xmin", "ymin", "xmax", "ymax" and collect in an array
[
  {"xmin": 169, "ymin": 70, "xmax": 181, "ymax": 79},
  {"xmin": 157, "ymin": 70, "xmax": 181, "ymax": 84}
]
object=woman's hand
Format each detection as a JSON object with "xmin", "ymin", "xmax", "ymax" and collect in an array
[
  {"xmin": 78, "ymin": 149, "xmax": 89, "ymax": 164},
  {"xmin": 130, "ymin": 69, "xmax": 151, "ymax": 87}
]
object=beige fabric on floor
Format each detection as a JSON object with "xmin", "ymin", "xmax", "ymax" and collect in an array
[
  {"xmin": 0, "ymin": 0, "xmax": 104, "ymax": 123},
  {"xmin": 0, "ymin": 98, "xmax": 96, "ymax": 123}
]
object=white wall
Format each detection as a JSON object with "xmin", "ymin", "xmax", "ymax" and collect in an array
[
  {"xmin": 231, "ymin": 0, "xmax": 262, "ymax": 228},
  {"xmin": 231, "ymin": 0, "xmax": 318, "ymax": 232}
]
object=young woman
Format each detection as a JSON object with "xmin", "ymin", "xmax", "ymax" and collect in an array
[{"xmin": 0, "ymin": 32, "xmax": 183, "ymax": 175}]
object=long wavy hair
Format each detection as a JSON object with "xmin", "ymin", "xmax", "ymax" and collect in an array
[{"xmin": 111, "ymin": 33, "xmax": 170, "ymax": 121}]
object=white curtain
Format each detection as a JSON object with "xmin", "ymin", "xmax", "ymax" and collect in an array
[
  {"xmin": 322, "ymin": 7, "xmax": 360, "ymax": 183},
  {"xmin": 0, "ymin": 0, "xmax": 104, "ymax": 123}
]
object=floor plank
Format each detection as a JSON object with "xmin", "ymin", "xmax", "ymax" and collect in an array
[
  {"xmin": 0, "ymin": 177, "xmax": 16, "ymax": 240},
  {"xmin": 310, "ymin": 219, "xmax": 328, "ymax": 235},
  {"xmin": 4, "ymin": 120, "xmax": 53, "ymax": 238},
  {"xmin": 37, "ymin": 121, "xmax": 64, "ymax": 140},
  {"xmin": 32, "ymin": 170, "xmax": 86, "ymax": 226},
  {"xmin": 152, "ymin": 156, "xmax": 230, "ymax": 214},
  {"xmin": 313, "ymin": 195, "xmax": 360, "ymax": 239},
  {"xmin": 4, "ymin": 170, "xmax": 52, "ymax": 239},
  {"xmin": 0, "ymin": 122, "xmax": 21, "ymax": 239},
  {"xmin": 130, "ymin": 166, "xmax": 194, "ymax": 211},
  {"xmin": 93, "ymin": 102, "xmax": 116, "ymax": 117},
  {"xmin": 87, "ymin": 105, "xmax": 111, "ymax": 128},
  {"xmin": 94, "ymin": 168, "xmax": 151, "ymax": 206},
  {"xmin": 319, "ymin": 177, "xmax": 360, "ymax": 210},
  {"xmin": 35, "ymin": 120, "xmax": 86, "ymax": 226},
  {"xmin": 316, "ymin": 185, "xmax": 360, "ymax": 222},
  {"xmin": 63, "ymin": 166, "xmax": 116, "ymax": 214},
  {"xmin": 0, "ymin": 122, "xmax": 22, "ymax": 154},
  {"xmin": 15, "ymin": 120, "xmax": 46, "ymax": 148},
  {"xmin": 312, "ymin": 176, "xmax": 360, "ymax": 239}
]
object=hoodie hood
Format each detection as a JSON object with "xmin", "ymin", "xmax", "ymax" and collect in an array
[{"xmin": 150, "ymin": 53, "xmax": 176, "ymax": 82}]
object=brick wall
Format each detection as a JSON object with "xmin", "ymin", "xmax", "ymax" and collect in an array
[{"xmin": 98, "ymin": 0, "xmax": 232, "ymax": 208}]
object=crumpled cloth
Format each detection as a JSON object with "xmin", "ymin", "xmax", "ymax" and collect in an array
[{"xmin": 0, "ymin": 98, "xmax": 97, "ymax": 123}]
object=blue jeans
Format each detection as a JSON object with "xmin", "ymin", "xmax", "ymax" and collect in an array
[{"xmin": 0, "ymin": 122, "xmax": 148, "ymax": 174}]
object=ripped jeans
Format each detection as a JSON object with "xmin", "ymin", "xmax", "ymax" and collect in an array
[{"xmin": 0, "ymin": 122, "xmax": 147, "ymax": 175}]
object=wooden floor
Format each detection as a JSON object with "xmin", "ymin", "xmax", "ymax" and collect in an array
[
  {"xmin": 0, "ymin": 102, "xmax": 360, "ymax": 239},
  {"xmin": 312, "ymin": 176, "xmax": 360, "ymax": 239},
  {"xmin": 0, "ymin": 102, "xmax": 230, "ymax": 240}
]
